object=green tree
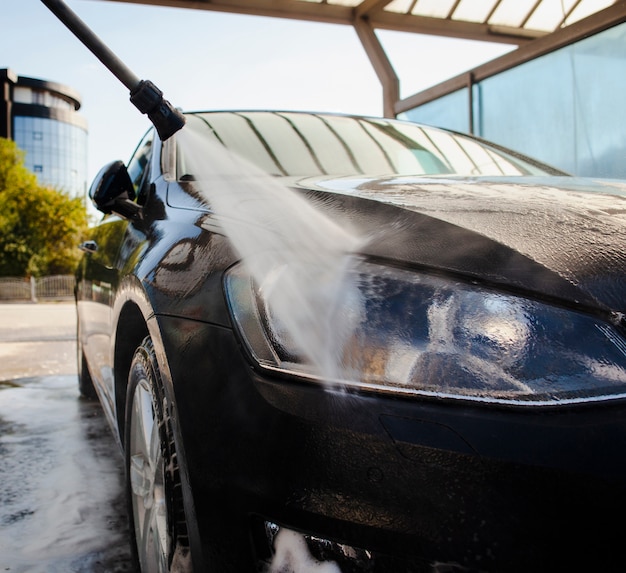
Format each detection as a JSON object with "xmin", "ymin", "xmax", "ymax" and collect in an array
[
  {"xmin": 0, "ymin": 137, "xmax": 88, "ymax": 277},
  {"xmin": 0, "ymin": 136, "xmax": 37, "ymax": 193}
]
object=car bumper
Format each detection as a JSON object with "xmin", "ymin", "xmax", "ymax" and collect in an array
[{"xmin": 156, "ymin": 314, "xmax": 626, "ymax": 572}]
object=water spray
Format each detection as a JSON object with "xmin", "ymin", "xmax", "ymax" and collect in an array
[
  {"xmin": 40, "ymin": 0, "xmax": 185, "ymax": 141},
  {"xmin": 41, "ymin": 0, "xmax": 363, "ymax": 383}
]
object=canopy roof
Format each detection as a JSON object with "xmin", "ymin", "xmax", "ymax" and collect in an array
[{"xmin": 100, "ymin": 0, "xmax": 624, "ymax": 114}]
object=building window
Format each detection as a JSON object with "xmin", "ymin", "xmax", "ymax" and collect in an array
[{"xmin": 32, "ymin": 91, "xmax": 45, "ymax": 105}]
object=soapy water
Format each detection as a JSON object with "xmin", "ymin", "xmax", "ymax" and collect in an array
[
  {"xmin": 0, "ymin": 375, "xmax": 132, "ymax": 573},
  {"xmin": 269, "ymin": 529, "xmax": 341, "ymax": 573},
  {"xmin": 178, "ymin": 129, "xmax": 364, "ymax": 383}
]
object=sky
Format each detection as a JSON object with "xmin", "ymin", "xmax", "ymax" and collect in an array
[{"xmin": 2, "ymin": 0, "xmax": 513, "ymax": 184}]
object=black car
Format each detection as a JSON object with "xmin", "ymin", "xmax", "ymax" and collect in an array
[{"xmin": 76, "ymin": 111, "xmax": 626, "ymax": 573}]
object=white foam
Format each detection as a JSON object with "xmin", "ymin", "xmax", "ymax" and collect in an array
[
  {"xmin": 0, "ymin": 377, "xmax": 129, "ymax": 571},
  {"xmin": 270, "ymin": 529, "xmax": 342, "ymax": 573}
]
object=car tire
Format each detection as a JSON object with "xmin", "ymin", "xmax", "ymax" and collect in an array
[{"xmin": 125, "ymin": 336, "xmax": 193, "ymax": 573}]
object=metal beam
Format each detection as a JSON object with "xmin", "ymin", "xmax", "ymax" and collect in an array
[
  {"xmin": 96, "ymin": 0, "xmax": 355, "ymax": 25},
  {"xmin": 557, "ymin": 0, "xmax": 584, "ymax": 28},
  {"xmin": 94, "ymin": 0, "xmax": 539, "ymax": 43},
  {"xmin": 354, "ymin": 0, "xmax": 393, "ymax": 18},
  {"xmin": 370, "ymin": 11, "xmax": 541, "ymax": 43},
  {"xmin": 353, "ymin": 15, "xmax": 398, "ymax": 118}
]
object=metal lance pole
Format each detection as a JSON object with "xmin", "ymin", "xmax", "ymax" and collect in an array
[{"xmin": 40, "ymin": 0, "xmax": 185, "ymax": 141}]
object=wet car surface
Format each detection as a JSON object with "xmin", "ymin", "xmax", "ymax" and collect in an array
[{"xmin": 76, "ymin": 112, "xmax": 626, "ymax": 572}]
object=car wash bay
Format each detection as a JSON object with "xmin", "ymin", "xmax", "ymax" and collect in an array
[{"xmin": 0, "ymin": 302, "xmax": 133, "ymax": 572}]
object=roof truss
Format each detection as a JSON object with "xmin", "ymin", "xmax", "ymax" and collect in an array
[
  {"xmin": 91, "ymin": 0, "xmax": 624, "ymax": 117},
  {"xmin": 99, "ymin": 0, "xmax": 549, "ymax": 43}
]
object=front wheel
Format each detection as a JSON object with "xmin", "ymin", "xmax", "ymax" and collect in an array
[{"xmin": 125, "ymin": 337, "xmax": 193, "ymax": 573}]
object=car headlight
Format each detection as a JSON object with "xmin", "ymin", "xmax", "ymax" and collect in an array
[{"xmin": 225, "ymin": 260, "xmax": 626, "ymax": 405}]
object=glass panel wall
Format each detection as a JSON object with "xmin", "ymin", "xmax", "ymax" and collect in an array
[
  {"xmin": 402, "ymin": 89, "xmax": 469, "ymax": 133},
  {"xmin": 401, "ymin": 22, "xmax": 626, "ymax": 179}
]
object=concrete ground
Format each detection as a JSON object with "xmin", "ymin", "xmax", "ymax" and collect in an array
[
  {"xmin": 0, "ymin": 302, "xmax": 78, "ymax": 380},
  {"xmin": 0, "ymin": 302, "xmax": 134, "ymax": 572}
]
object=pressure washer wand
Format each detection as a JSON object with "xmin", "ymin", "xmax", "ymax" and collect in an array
[{"xmin": 40, "ymin": 0, "xmax": 185, "ymax": 140}]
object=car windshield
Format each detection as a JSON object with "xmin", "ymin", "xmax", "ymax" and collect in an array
[{"xmin": 178, "ymin": 111, "xmax": 561, "ymax": 179}]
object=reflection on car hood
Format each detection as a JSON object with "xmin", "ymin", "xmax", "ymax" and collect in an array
[{"xmin": 293, "ymin": 175, "xmax": 626, "ymax": 314}]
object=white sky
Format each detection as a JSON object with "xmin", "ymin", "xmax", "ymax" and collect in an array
[{"xmin": 2, "ymin": 0, "xmax": 513, "ymax": 183}]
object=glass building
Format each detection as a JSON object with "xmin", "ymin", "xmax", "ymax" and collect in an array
[{"xmin": 1, "ymin": 68, "xmax": 88, "ymax": 198}]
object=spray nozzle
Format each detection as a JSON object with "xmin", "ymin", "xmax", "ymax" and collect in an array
[{"xmin": 130, "ymin": 80, "xmax": 186, "ymax": 141}]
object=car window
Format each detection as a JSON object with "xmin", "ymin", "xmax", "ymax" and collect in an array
[
  {"xmin": 180, "ymin": 112, "xmax": 562, "ymax": 180},
  {"xmin": 127, "ymin": 129, "xmax": 154, "ymax": 196}
]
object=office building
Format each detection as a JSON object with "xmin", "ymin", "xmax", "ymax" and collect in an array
[{"xmin": 1, "ymin": 68, "xmax": 88, "ymax": 197}]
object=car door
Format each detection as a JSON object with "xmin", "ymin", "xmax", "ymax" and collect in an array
[
  {"xmin": 76, "ymin": 214, "xmax": 128, "ymax": 411},
  {"xmin": 76, "ymin": 129, "xmax": 155, "ymax": 411}
]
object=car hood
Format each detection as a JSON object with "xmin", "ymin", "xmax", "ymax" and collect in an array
[{"xmin": 292, "ymin": 175, "xmax": 626, "ymax": 315}]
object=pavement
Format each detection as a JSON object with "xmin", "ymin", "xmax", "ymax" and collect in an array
[
  {"xmin": 0, "ymin": 302, "xmax": 78, "ymax": 380},
  {"xmin": 0, "ymin": 302, "xmax": 135, "ymax": 573}
]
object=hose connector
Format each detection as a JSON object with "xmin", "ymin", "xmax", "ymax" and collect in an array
[{"xmin": 130, "ymin": 79, "xmax": 185, "ymax": 141}]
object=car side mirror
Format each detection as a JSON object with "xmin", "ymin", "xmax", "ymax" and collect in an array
[{"xmin": 89, "ymin": 160, "xmax": 142, "ymax": 220}]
